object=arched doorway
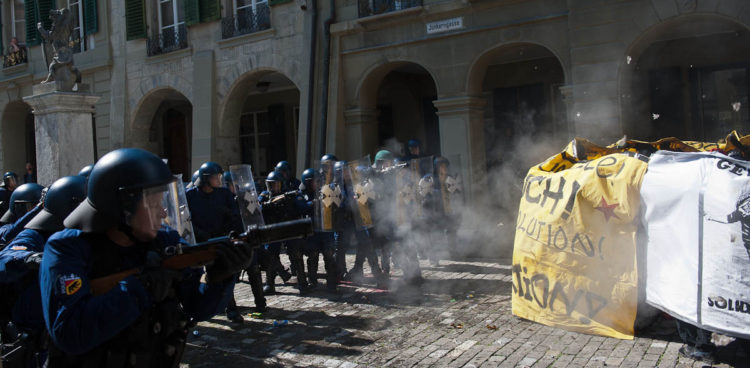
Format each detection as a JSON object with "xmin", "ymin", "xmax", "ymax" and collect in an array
[
  {"xmin": 621, "ymin": 16, "xmax": 750, "ymax": 141},
  {"xmin": 466, "ymin": 43, "xmax": 566, "ymax": 251},
  {"xmin": 1, "ymin": 101, "xmax": 35, "ymax": 177},
  {"xmin": 131, "ymin": 89, "xmax": 193, "ymax": 179},
  {"xmin": 358, "ymin": 62, "xmax": 440, "ymax": 157},
  {"xmin": 221, "ymin": 70, "xmax": 301, "ymax": 178}
]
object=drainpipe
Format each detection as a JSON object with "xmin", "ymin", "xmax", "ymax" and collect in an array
[
  {"xmin": 304, "ymin": 0, "xmax": 319, "ymax": 168},
  {"xmin": 317, "ymin": 0, "xmax": 335, "ymax": 158}
]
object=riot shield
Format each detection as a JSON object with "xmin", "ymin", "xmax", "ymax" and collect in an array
[
  {"xmin": 163, "ymin": 174, "xmax": 196, "ymax": 245},
  {"xmin": 436, "ymin": 154, "xmax": 464, "ymax": 216},
  {"xmin": 230, "ymin": 164, "xmax": 265, "ymax": 229},
  {"xmin": 411, "ymin": 156, "xmax": 434, "ymax": 219},
  {"xmin": 394, "ymin": 162, "xmax": 416, "ymax": 227},
  {"xmin": 314, "ymin": 159, "xmax": 342, "ymax": 232},
  {"xmin": 346, "ymin": 156, "xmax": 375, "ymax": 230}
]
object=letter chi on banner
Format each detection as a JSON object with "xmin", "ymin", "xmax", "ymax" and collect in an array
[{"xmin": 512, "ymin": 140, "xmax": 649, "ymax": 340}]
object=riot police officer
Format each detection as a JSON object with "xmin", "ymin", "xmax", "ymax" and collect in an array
[
  {"xmin": 0, "ymin": 176, "xmax": 86, "ymax": 367},
  {"xmin": 403, "ymin": 139, "xmax": 423, "ymax": 161},
  {"xmin": 306, "ymin": 155, "xmax": 341, "ymax": 292},
  {"xmin": 186, "ymin": 161, "xmax": 245, "ymax": 323},
  {"xmin": 275, "ymin": 161, "xmax": 301, "ymax": 192},
  {"xmin": 0, "ymin": 183, "xmax": 45, "ymax": 244},
  {"xmin": 0, "ymin": 172, "xmax": 19, "ymax": 216},
  {"xmin": 39, "ymin": 148, "xmax": 249, "ymax": 366},
  {"xmin": 259, "ymin": 171, "xmax": 294, "ymax": 294}
]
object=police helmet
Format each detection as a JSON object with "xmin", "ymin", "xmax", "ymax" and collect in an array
[
  {"xmin": 223, "ymin": 171, "xmax": 233, "ymax": 184},
  {"xmin": 301, "ymin": 168, "xmax": 316, "ymax": 183},
  {"xmin": 26, "ymin": 176, "xmax": 86, "ymax": 232},
  {"xmin": 275, "ymin": 161, "xmax": 291, "ymax": 176},
  {"xmin": 197, "ymin": 161, "xmax": 223, "ymax": 188},
  {"xmin": 320, "ymin": 154, "xmax": 338, "ymax": 163},
  {"xmin": 374, "ymin": 150, "xmax": 394, "ymax": 163},
  {"xmin": 265, "ymin": 170, "xmax": 283, "ymax": 194},
  {"xmin": 64, "ymin": 148, "xmax": 175, "ymax": 233},
  {"xmin": 78, "ymin": 164, "xmax": 94, "ymax": 179},
  {"xmin": 3, "ymin": 171, "xmax": 18, "ymax": 188},
  {"xmin": 407, "ymin": 139, "xmax": 420, "ymax": 149},
  {"xmin": 0, "ymin": 183, "xmax": 44, "ymax": 223},
  {"xmin": 434, "ymin": 156, "xmax": 450, "ymax": 168}
]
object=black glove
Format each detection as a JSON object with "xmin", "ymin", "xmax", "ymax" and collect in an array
[
  {"xmin": 136, "ymin": 251, "xmax": 182, "ymax": 303},
  {"xmin": 205, "ymin": 240, "xmax": 254, "ymax": 283},
  {"xmin": 24, "ymin": 252, "xmax": 43, "ymax": 271},
  {"xmin": 137, "ymin": 267, "xmax": 182, "ymax": 303}
]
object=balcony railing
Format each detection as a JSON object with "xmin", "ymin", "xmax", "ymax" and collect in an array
[
  {"xmin": 221, "ymin": 4, "xmax": 271, "ymax": 39},
  {"xmin": 3, "ymin": 46, "xmax": 28, "ymax": 68},
  {"xmin": 358, "ymin": 0, "xmax": 421, "ymax": 18},
  {"xmin": 147, "ymin": 24, "xmax": 188, "ymax": 57}
]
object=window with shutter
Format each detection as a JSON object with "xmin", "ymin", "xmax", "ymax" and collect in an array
[
  {"xmin": 183, "ymin": 0, "xmax": 199, "ymax": 26},
  {"xmin": 24, "ymin": 0, "xmax": 39, "ymax": 45},
  {"xmin": 198, "ymin": 0, "xmax": 220, "ymax": 23},
  {"xmin": 125, "ymin": 0, "xmax": 146, "ymax": 40},
  {"xmin": 83, "ymin": 0, "xmax": 97, "ymax": 35}
]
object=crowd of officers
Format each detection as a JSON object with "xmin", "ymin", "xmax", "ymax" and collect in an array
[{"xmin": 0, "ymin": 139, "xmax": 463, "ymax": 367}]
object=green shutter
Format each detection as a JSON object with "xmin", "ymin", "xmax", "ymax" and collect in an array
[
  {"xmin": 269, "ymin": 0, "xmax": 292, "ymax": 6},
  {"xmin": 24, "ymin": 0, "xmax": 39, "ymax": 46},
  {"xmin": 39, "ymin": 0, "xmax": 55, "ymax": 32},
  {"xmin": 125, "ymin": 0, "xmax": 146, "ymax": 40},
  {"xmin": 183, "ymin": 0, "xmax": 199, "ymax": 26},
  {"xmin": 83, "ymin": 0, "xmax": 98, "ymax": 35},
  {"xmin": 198, "ymin": 0, "xmax": 220, "ymax": 23}
]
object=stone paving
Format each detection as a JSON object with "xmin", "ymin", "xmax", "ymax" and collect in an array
[{"xmin": 181, "ymin": 256, "xmax": 749, "ymax": 367}]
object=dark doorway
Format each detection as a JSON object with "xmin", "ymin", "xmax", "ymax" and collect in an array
[{"xmin": 162, "ymin": 109, "xmax": 191, "ymax": 177}]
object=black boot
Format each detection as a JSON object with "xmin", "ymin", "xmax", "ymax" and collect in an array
[
  {"xmin": 247, "ymin": 265, "xmax": 267, "ymax": 312},
  {"xmin": 306, "ymin": 251, "xmax": 319, "ymax": 287}
]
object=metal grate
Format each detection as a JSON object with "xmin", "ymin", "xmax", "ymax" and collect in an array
[
  {"xmin": 221, "ymin": 3, "xmax": 271, "ymax": 39},
  {"xmin": 358, "ymin": 0, "xmax": 421, "ymax": 18},
  {"xmin": 147, "ymin": 24, "xmax": 188, "ymax": 57}
]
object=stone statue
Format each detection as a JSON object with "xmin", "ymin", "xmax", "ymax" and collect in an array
[{"xmin": 37, "ymin": 8, "xmax": 82, "ymax": 91}]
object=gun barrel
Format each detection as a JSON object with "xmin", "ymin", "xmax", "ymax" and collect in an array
[{"xmin": 250, "ymin": 218, "xmax": 313, "ymax": 244}]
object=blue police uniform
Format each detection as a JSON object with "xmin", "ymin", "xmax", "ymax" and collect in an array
[
  {"xmin": 185, "ymin": 186, "xmax": 243, "ymax": 241},
  {"xmin": 0, "ymin": 205, "xmax": 42, "ymax": 245},
  {"xmin": 300, "ymin": 187, "xmax": 338, "ymax": 290},
  {"xmin": 39, "ymin": 227, "xmax": 234, "ymax": 363}
]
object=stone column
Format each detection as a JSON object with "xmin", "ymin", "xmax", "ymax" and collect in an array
[
  {"xmin": 433, "ymin": 96, "xmax": 486, "ymax": 202},
  {"xmin": 192, "ymin": 50, "xmax": 215, "ymax": 170},
  {"xmin": 343, "ymin": 108, "xmax": 379, "ymax": 159},
  {"xmin": 24, "ymin": 84, "xmax": 100, "ymax": 186},
  {"xmin": 559, "ymin": 84, "xmax": 575, "ymax": 140}
]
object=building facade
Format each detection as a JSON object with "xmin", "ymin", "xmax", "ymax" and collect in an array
[{"xmin": 1, "ymin": 0, "xmax": 749, "ymax": 253}]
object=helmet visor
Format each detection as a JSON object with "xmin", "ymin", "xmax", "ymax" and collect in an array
[
  {"xmin": 126, "ymin": 179, "xmax": 180, "ymax": 242},
  {"xmin": 266, "ymin": 180, "xmax": 282, "ymax": 195},
  {"xmin": 13, "ymin": 201, "xmax": 37, "ymax": 218}
]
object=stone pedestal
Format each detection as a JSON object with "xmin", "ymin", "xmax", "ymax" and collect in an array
[{"xmin": 23, "ymin": 83, "xmax": 100, "ymax": 186}]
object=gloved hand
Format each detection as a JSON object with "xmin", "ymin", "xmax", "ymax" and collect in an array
[
  {"xmin": 205, "ymin": 240, "xmax": 255, "ymax": 283},
  {"xmin": 24, "ymin": 252, "xmax": 43, "ymax": 271},
  {"xmin": 136, "ymin": 267, "xmax": 182, "ymax": 303}
]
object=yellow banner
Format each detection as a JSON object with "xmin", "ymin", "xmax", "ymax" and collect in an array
[{"xmin": 512, "ymin": 145, "xmax": 648, "ymax": 339}]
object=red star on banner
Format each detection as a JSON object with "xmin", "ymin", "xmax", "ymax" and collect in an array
[{"xmin": 595, "ymin": 197, "xmax": 620, "ymax": 222}]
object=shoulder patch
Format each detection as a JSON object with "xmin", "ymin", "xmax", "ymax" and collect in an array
[
  {"xmin": 10, "ymin": 245, "xmax": 27, "ymax": 251},
  {"xmin": 59, "ymin": 274, "xmax": 83, "ymax": 295}
]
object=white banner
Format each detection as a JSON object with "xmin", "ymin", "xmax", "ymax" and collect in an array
[{"xmin": 642, "ymin": 151, "xmax": 750, "ymax": 339}]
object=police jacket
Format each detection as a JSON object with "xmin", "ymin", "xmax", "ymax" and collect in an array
[
  {"xmin": 0, "ymin": 205, "xmax": 42, "ymax": 246},
  {"xmin": 39, "ymin": 228, "xmax": 234, "ymax": 366},
  {"xmin": 186, "ymin": 186, "xmax": 242, "ymax": 242},
  {"xmin": 0, "ymin": 228, "xmax": 49, "ymax": 331}
]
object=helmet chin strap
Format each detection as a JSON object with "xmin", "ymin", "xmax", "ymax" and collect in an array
[{"xmin": 117, "ymin": 222, "xmax": 144, "ymax": 245}]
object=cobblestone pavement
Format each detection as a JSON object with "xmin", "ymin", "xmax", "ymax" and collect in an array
[{"xmin": 181, "ymin": 256, "xmax": 748, "ymax": 367}]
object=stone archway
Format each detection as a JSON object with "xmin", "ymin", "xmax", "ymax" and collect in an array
[
  {"xmin": 130, "ymin": 88, "xmax": 193, "ymax": 180},
  {"xmin": 1, "ymin": 101, "xmax": 34, "ymax": 176},
  {"xmin": 218, "ymin": 69, "xmax": 301, "ymax": 178},
  {"xmin": 352, "ymin": 61, "xmax": 440, "ymax": 159},
  {"xmin": 620, "ymin": 15, "xmax": 750, "ymax": 141}
]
